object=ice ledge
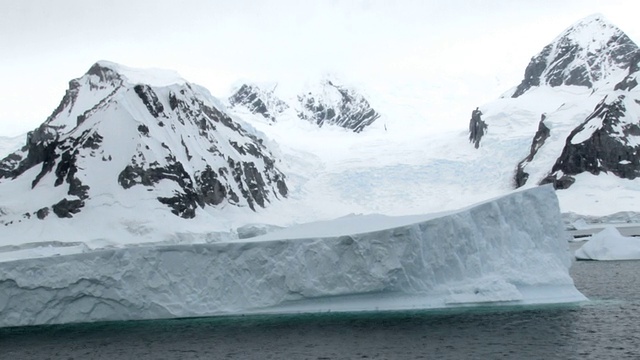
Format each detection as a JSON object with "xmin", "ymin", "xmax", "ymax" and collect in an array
[
  {"xmin": 93, "ymin": 60, "xmax": 187, "ymax": 87},
  {"xmin": 0, "ymin": 185, "xmax": 586, "ymax": 328}
]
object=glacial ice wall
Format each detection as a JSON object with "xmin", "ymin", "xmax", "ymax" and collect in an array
[{"xmin": 0, "ymin": 185, "xmax": 585, "ymax": 328}]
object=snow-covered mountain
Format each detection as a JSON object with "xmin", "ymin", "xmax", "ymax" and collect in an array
[
  {"xmin": 469, "ymin": 14, "xmax": 640, "ymax": 211},
  {"xmin": 228, "ymin": 77, "xmax": 380, "ymax": 132},
  {"xmin": 0, "ymin": 61, "xmax": 287, "ymax": 244},
  {"xmin": 2, "ymin": 14, "xmax": 640, "ymax": 250}
]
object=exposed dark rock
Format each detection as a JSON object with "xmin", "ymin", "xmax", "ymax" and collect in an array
[
  {"xmin": 468, "ymin": 107, "xmax": 487, "ymax": 149},
  {"xmin": 47, "ymin": 80, "xmax": 82, "ymax": 124},
  {"xmin": 51, "ymin": 149, "xmax": 90, "ymax": 200},
  {"xmin": 196, "ymin": 166, "xmax": 227, "ymax": 206},
  {"xmin": 229, "ymin": 84, "xmax": 289, "ymax": 122},
  {"xmin": 243, "ymin": 162, "xmax": 267, "ymax": 208},
  {"xmin": 276, "ymin": 178, "xmax": 288, "ymax": 197},
  {"xmin": 298, "ymin": 81, "xmax": 380, "ymax": 133},
  {"xmin": 137, "ymin": 124, "xmax": 150, "ymax": 136},
  {"xmin": 515, "ymin": 114, "xmax": 551, "ymax": 188},
  {"xmin": 512, "ymin": 46, "xmax": 551, "ymax": 98},
  {"xmin": 181, "ymin": 137, "xmax": 192, "ymax": 161},
  {"xmin": 36, "ymin": 207, "xmax": 49, "ymax": 220},
  {"xmin": 539, "ymin": 174, "xmax": 576, "ymax": 189},
  {"xmin": 134, "ymin": 84, "xmax": 165, "ymax": 118},
  {"xmin": 169, "ymin": 91, "xmax": 179, "ymax": 110},
  {"xmin": 615, "ymin": 52, "xmax": 640, "ymax": 91},
  {"xmin": 86, "ymin": 62, "xmax": 123, "ymax": 85},
  {"xmin": 52, "ymin": 198, "xmax": 84, "ymax": 218},
  {"xmin": 0, "ymin": 125, "xmax": 59, "ymax": 181},
  {"xmin": 118, "ymin": 162, "xmax": 192, "ymax": 190},
  {"xmin": 82, "ymin": 132, "xmax": 103, "ymax": 149},
  {"xmin": 158, "ymin": 191, "xmax": 199, "ymax": 219},
  {"xmin": 542, "ymin": 95, "xmax": 640, "ymax": 189}
]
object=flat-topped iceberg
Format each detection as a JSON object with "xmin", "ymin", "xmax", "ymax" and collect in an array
[{"xmin": 0, "ymin": 185, "xmax": 585, "ymax": 328}]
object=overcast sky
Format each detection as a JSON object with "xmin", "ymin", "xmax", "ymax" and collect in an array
[{"xmin": 1, "ymin": 0, "xmax": 639, "ymax": 136}]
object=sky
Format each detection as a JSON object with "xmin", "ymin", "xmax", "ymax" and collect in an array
[{"xmin": 1, "ymin": 0, "xmax": 639, "ymax": 136}]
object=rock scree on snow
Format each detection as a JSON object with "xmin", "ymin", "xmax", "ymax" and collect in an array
[{"xmin": 0, "ymin": 185, "xmax": 585, "ymax": 328}]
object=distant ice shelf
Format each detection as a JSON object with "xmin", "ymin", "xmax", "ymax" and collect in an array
[{"xmin": 0, "ymin": 185, "xmax": 586, "ymax": 328}]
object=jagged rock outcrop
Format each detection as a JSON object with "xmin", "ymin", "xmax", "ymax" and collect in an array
[
  {"xmin": 0, "ymin": 61, "xmax": 288, "ymax": 222},
  {"xmin": 515, "ymin": 115, "xmax": 551, "ymax": 188},
  {"xmin": 468, "ymin": 107, "xmax": 487, "ymax": 148},
  {"xmin": 297, "ymin": 80, "xmax": 380, "ymax": 133},
  {"xmin": 511, "ymin": 14, "xmax": 640, "ymax": 98},
  {"xmin": 228, "ymin": 84, "xmax": 288, "ymax": 122},
  {"xmin": 227, "ymin": 79, "xmax": 381, "ymax": 133}
]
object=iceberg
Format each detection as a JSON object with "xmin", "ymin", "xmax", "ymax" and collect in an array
[
  {"xmin": 0, "ymin": 185, "xmax": 585, "ymax": 328},
  {"xmin": 575, "ymin": 226, "xmax": 640, "ymax": 260}
]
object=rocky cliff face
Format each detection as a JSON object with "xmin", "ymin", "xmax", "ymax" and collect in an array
[
  {"xmin": 228, "ymin": 78, "xmax": 380, "ymax": 133},
  {"xmin": 297, "ymin": 80, "xmax": 380, "ymax": 133},
  {"xmin": 228, "ymin": 84, "xmax": 289, "ymax": 122},
  {"xmin": 0, "ymin": 61, "xmax": 288, "ymax": 223}
]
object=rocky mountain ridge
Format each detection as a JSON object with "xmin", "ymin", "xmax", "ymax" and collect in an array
[
  {"xmin": 0, "ymin": 61, "xmax": 288, "ymax": 224},
  {"xmin": 228, "ymin": 78, "xmax": 380, "ymax": 133}
]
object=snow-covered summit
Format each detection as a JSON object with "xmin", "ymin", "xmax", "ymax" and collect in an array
[
  {"xmin": 510, "ymin": 14, "xmax": 639, "ymax": 97},
  {"xmin": 92, "ymin": 60, "xmax": 187, "ymax": 87},
  {"xmin": 0, "ymin": 61, "xmax": 288, "ymax": 245}
]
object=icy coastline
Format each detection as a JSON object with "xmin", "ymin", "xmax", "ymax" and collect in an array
[{"xmin": 0, "ymin": 185, "xmax": 586, "ymax": 328}]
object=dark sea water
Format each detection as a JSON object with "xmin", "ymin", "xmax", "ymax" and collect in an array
[{"xmin": 1, "ymin": 259, "xmax": 639, "ymax": 359}]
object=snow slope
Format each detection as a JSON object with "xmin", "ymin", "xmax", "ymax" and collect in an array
[{"xmin": 0, "ymin": 186, "xmax": 586, "ymax": 328}]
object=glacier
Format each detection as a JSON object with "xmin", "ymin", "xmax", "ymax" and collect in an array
[{"xmin": 0, "ymin": 185, "xmax": 586, "ymax": 328}]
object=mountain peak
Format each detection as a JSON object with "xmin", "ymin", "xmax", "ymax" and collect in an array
[
  {"xmin": 511, "ymin": 14, "xmax": 639, "ymax": 98},
  {"xmin": 556, "ymin": 13, "xmax": 620, "ymax": 50},
  {"xmin": 0, "ymin": 61, "xmax": 288, "ymax": 228},
  {"xmin": 88, "ymin": 60, "xmax": 186, "ymax": 88}
]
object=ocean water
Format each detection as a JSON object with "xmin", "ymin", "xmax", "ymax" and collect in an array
[{"xmin": 1, "ymin": 259, "xmax": 639, "ymax": 359}]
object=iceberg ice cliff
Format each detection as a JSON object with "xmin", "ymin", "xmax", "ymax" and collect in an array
[{"xmin": 0, "ymin": 185, "xmax": 585, "ymax": 328}]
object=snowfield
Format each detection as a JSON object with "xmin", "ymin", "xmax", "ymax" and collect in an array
[{"xmin": 0, "ymin": 186, "xmax": 586, "ymax": 328}]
